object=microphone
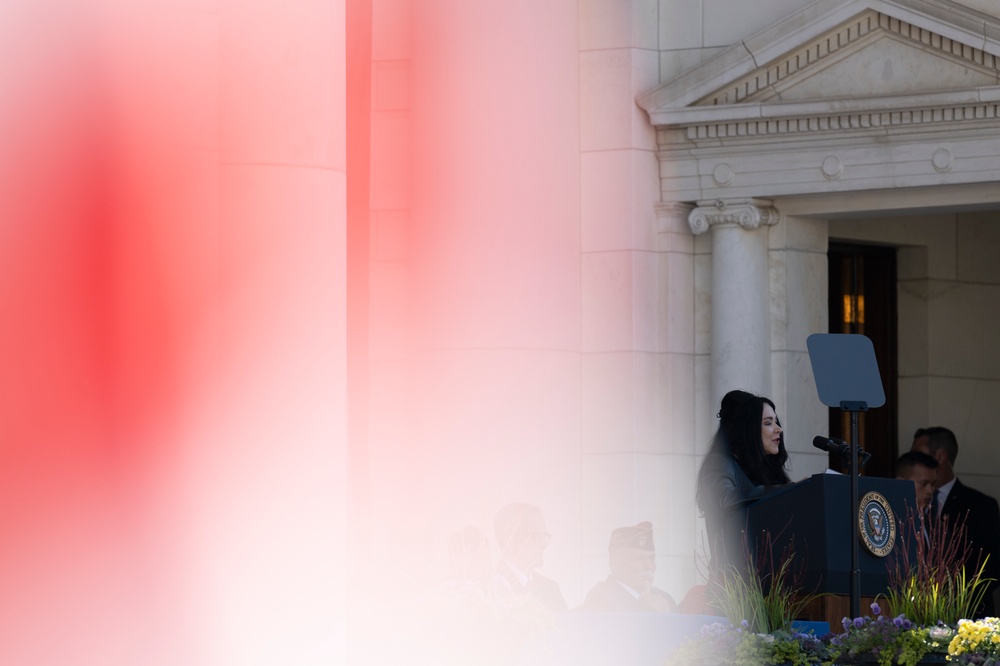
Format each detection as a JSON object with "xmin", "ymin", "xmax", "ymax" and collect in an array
[
  {"xmin": 813, "ymin": 435, "xmax": 850, "ymax": 456},
  {"xmin": 813, "ymin": 435, "xmax": 872, "ymax": 468}
]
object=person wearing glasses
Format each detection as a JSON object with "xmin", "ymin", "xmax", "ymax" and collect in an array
[
  {"xmin": 577, "ymin": 521, "xmax": 677, "ymax": 612},
  {"xmin": 696, "ymin": 389, "xmax": 792, "ymax": 577},
  {"xmin": 493, "ymin": 502, "xmax": 568, "ymax": 611}
]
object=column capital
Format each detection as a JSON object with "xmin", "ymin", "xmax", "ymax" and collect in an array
[{"xmin": 688, "ymin": 198, "xmax": 780, "ymax": 236}]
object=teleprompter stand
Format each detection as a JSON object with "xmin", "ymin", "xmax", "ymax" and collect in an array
[{"xmin": 807, "ymin": 333, "xmax": 886, "ymax": 620}]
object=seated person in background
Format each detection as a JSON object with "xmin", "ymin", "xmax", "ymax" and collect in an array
[
  {"xmin": 493, "ymin": 502, "xmax": 568, "ymax": 611},
  {"xmin": 894, "ymin": 451, "xmax": 938, "ymax": 516},
  {"xmin": 578, "ymin": 521, "xmax": 677, "ymax": 613},
  {"xmin": 445, "ymin": 525, "xmax": 493, "ymax": 591}
]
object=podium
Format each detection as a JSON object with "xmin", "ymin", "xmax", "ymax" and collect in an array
[{"xmin": 745, "ymin": 474, "xmax": 918, "ymax": 602}]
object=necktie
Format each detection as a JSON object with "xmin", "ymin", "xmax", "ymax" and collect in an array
[{"xmin": 932, "ymin": 489, "xmax": 941, "ymax": 520}]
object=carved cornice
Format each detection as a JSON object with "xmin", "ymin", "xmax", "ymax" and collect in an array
[
  {"xmin": 688, "ymin": 199, "xmax": 780, "ymax": 236},
  {"xmin": 696, "ymin": 10, "xmax": 1000, "ymax": 107},
  {"xmin": 684, "ymin": 99, "xmax": 1000, "ymax": 140}
]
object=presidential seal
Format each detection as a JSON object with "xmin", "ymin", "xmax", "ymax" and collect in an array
[{"xmin": 858, "ymin": 491, "xmax": 895, "ymax": 557}]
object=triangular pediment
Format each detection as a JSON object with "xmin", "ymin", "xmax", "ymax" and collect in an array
[{"xmin": 639, "ymin": 0, "xmax": 1000, "ymax": 127}]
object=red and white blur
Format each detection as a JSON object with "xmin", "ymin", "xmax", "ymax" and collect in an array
[{"xmin": 9, "ymin": 0, "xmax": 997, "ymax": 664}]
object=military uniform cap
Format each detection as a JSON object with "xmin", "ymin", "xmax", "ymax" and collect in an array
[{"xmin": 608, "ymin": 521, "xmax": 655, "ymax": 551}]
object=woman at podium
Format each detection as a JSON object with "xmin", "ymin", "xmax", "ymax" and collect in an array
[{"xmin": 696, "ymin": 389, "xmax": 792, "ymax": 575}]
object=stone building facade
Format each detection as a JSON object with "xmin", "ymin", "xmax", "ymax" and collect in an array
[{"xmin": 366, "ymin": 0, "xmax": 1000, "ymax": 612}]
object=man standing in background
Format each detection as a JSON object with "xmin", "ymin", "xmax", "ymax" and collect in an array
[{"xmin": 912, "ymin": 426, "xmax": 1000, "ymax": 615}]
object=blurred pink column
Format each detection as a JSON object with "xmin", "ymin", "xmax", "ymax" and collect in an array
[
  {"xmin": 390, "ymin": 0, "xmax": 583, "ymax": 594},
  {"xmin": 0, "ymin": 0, "xmax": 349, "ymax": 663},
  {"xmin": 207, "ymin": 0, "xmax": 349, "ymax": 662}
]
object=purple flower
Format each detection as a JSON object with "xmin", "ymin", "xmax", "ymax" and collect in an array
[
  {"xmin": 842, "ymin": 617, "xmax": 851, "ymax": 631},
  {"xmin": 853, "ymin": 617, "xmax": 865, "ymax": 629},
  {"xmin": 870, "ymin": 602, "xmax": 881, "ymax": 615},
  {"xmin": 741, "ymin": 619, "xmax": 748, "ymax": 628}
]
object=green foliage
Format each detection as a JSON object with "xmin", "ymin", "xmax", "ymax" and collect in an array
[
  {"xmin": 668, "ymin": 622, "xmax": 831, "ymax": 666},
  {"xmin": 885, "ymin": 508, "xmax": 992, "ymax": 625},
  {"xmin": 709, "ymin": 531, "xmax": 821, "ymax": 634},
  {"xmin": 767, "ymin": 629, "xmax": 832, "ymax": 666},
  {"xmin": 666, "ymin": 612, "xmax": 982, "ymax": 665},
  {"xmin": 895, "ymin": 627, "xmax": 935, "ymax": 666},
  {"xmin": 826, "ymin": 604, "xmax": 932, "ymax": 666}
]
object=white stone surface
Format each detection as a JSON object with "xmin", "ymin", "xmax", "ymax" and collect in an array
[
  {"xmin": 929, "ymin": 377, "xmax": 1000, "ymax": 475},
  {"xmin": 580, "ymin": 0, "xmax": 659, "ymax": 51},
  {"xmin": 701, "ymin": 0, "xmax": 813, "ymax": 47},
  {"xmin": 693, "ymin": 249, "xmax": 712, "ymax": 355},
  {"xmin": 929, "ymin": 281, "xmax": 1000, "ymax": 377},
  {"xmin": 704, "ymin": 212, "xmax": 775, "ymax": 405},
  {"xmin": 581, "ymin": 150, "xmax": 660, "ymax": 252},
  {"xmin": 658, "ymin": 0, "xmax": 703, "ymax": 51},
  {"xmin": 582, "ymin": 351, "xmax": 662, "ymax": 454},
  {"xmin": 656, "ymin": 202, "xmax": 697, "ymax": 253},
  {"xmin": 958, "ymin": 211, "xmax": 1000, "ymax": 283},
  {"xmin": 658, "ymin": 352, "xmax": 698, "ymax": 453},
  {"xmin": 956, "ymin": 0, "xmax": 1000, "ymax": 19},
  {"xmin": 581, "ymin": 49, "xmax": 660, "ymax": 152},
  {"xmin": 659, "ymin": 46, "xmax": 727, "ymax": 82},
  {"xmin": 658, "ymin": 250, "xmax": 695, "ymax": 352},
  {"xmin": 642, "ymin": 0, "xmax": 1000, "ymax": 211}
]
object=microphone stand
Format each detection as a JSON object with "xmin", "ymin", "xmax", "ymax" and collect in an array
[
  {"xmin": 841, "ymin": 400, "xmax": 868, "ymax": 620},
  {"xmin": 807, "ymin": 332, "xmax": 885, "ymax": 623}
]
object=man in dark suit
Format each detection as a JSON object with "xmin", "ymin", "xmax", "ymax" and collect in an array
[
  {"xmin": 894, "ymin": 451, "xmax": 938, "ymax": 516},
  {"xmin": 577, "ymin": 521, "xmax": 677, "ymax": 612},
  {"xmin": 493, "ymin": 502, "xmax": 568, "ymax": 611},
  {"xmin": 912, "ymin": 426, "xmax": 1000, "ymax": 616}
]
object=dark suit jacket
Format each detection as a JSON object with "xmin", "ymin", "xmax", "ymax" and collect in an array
[
  {"xmin": 697, "ymin": 446, "xmax": 785, "ymax": 573},
  {"xmin": 495, "ymin": 561, "xmax": 568, "ymax": 612},
  {"xmin": 941, "ymin": 478, "xmax": 1000, "ymax": 616},
  {"xmin": 577, "ymin": 575, "xmax": 677, "ymax": 612}
]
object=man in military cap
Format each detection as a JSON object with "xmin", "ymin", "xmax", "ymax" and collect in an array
[{"xmin": 577, "ymin": 521, "xmax": 677, "ymax": 612}]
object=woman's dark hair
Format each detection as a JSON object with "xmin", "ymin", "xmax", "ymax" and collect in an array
[{"xmin": 711, "ymin": 389, "xmax": 790, "ymax": 485}]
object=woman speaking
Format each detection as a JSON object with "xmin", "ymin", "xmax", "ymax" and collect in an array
[{"xmin": 696, "ymin": 389, "xmax": 792, "ymax": 575}]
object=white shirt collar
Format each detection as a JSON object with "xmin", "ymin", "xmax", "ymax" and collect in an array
[
  {"xmin": 614, "ymin": 578, "xmax": 643, "ymax": 599},
  {"xmin": 937, "ymin": 476, "xmax": 957, "ymax": 513},
  {"xmin": 500, "ymin": 560, "xmax": 532, "ymax": 588}
]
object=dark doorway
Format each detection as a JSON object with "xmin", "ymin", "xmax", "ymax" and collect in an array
[{"xmin": 827, "ymin": 243, "xmax": 898, "ymax": 478}]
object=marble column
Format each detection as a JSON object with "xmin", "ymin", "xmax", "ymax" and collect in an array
[{"xmin": 689, "ymin": 198, "xmax": 779, "ymax": 409}]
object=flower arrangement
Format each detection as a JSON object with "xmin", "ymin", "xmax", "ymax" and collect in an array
[
  {"xmin": 668, "ymin": 603, "xmax": 958, "ymax": 666},
  {"xmin": 669, "ymin": 505, "xmax": 999, "ymax": 664},
  {"xmin": 668, "ymin": 620, "xmax": 831, "ymax": 666},
  {"xmin": 947, "ymin": 617, "xmax": 1000, "ymax": 664},
  {"xmin": 827, "ymin": 602, "xmax": 949, "ymax": 666}
]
